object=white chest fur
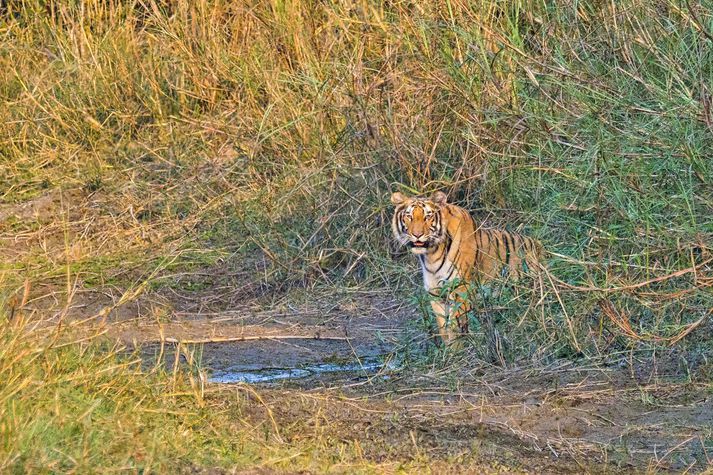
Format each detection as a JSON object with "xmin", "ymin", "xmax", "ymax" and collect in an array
[{"xmin": 419, "ymin": 256, "xmax": 458, "ymax": 292}]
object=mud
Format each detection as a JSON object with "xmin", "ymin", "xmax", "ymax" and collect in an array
[
  {"xmin": 128, "ymin": 316, "xmax": 712, "ymax": 473},
  {"xmin": 219, "ymin": 354, "xmax": 712, "ymax": 473},
  {"xmin": 8, "ymin": 286, "xmax": 713, "ymax": 473},
  {"xmin": 13, "ymin": 280, "xmax": 713, "ymax": 473},
  {"xmin": 139, "ymin": 339, "xmax": 397, "ymax": 384}
]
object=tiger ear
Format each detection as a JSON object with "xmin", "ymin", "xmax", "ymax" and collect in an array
[
  {"xmin": 391, "ymin": 192, "xmax": 408, "ymax": 205},
  {"xmin": 431, "ymin": 191, "xmax": 447, "ymax": 205}
]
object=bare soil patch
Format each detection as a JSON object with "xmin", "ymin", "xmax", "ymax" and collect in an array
[
  {"xmin": 226, "ymin": 353, "xmax": 711, "ymax": 473},
  {"xmin": 9, "ymin": 272, "xmax": 713, "ymax": 473}
]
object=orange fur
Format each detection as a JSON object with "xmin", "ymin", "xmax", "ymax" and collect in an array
[{"xmin": 392, "ymin": 191, "xmax": 542, "ymax": 346}]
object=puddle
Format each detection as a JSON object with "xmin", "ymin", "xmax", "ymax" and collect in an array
[
  {"xmin": 138, "ymin": 339, "xmax": 398, "ymax": 385},
  {"xmin": 209, "ymin": 357, "xmax": 398, "ymax": 384},
  {"xmin": 211, "ymin": 368, "xmax": 312, "ymax": 384}
]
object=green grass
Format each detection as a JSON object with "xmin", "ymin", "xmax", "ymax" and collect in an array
[{"xmin": 0, "ymin": 316, "xmax": 232, "ymax": 472}]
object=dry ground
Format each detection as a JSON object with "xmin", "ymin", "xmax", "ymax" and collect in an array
[{"xmin": 15, "ymin": 282, "xmax": 713, "ymax": 473}]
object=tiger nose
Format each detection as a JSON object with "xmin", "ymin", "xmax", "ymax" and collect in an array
[{"xmin": 412, "ymin": 231, "xmax": 424, "ymax": 238}]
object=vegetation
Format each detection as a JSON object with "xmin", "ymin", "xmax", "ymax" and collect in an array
[{"xmin": 1, "ymin": 0, "xmax": 711, "ymax": 472}]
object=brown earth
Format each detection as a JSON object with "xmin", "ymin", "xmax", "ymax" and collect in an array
[
  {"xmin": 33, "ymin": 284, "xmax": 711, "ymax": 473},
  {"xmin": 199, "ymin": 332, "xmax": 712, "ymax": 474}
]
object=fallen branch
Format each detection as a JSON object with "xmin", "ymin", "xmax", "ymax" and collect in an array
[{"xmin": 162, "ymin": 335, "xmax": 350, "ymax": 344}]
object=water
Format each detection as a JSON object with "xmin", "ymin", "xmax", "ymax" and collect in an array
[{"xmin": 209, "ymin": 357, "xmax": 396, "ymax": 384}]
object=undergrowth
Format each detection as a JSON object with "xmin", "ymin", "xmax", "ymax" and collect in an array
[{"xmin": 1, "ymin": 0, "xmax": 711, "ymax": 383}]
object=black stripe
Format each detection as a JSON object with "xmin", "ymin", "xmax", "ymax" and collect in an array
[
  {"xmin": 526, "ymin": 236, "xmax": 534, "ymax": 255},
  {"xmin": 497, "ymin": 233, "xmax": 506, "ymax": 261},
  {"xmin": 427, "ymin": 233, "xmax": 452, "ymax": 274},
  {"xmin": 490, "ymin": 231, "xmax": 503, "ymax": 260},
  {"xmin": 524, "ymin": 237, "xmax": 533, "ymax": 253},
  {"xmin": 519, "ymin": 235, "xmax": 526, "ymax": 251},
  {"xmin": 444, "ymin": 265, "xmax": 456, "ymax": 282},
  {"xmin": 519, "ymin": 235, "xmax": 528, "ymax": 258},
  {"xmin": 442, "ymin": 227, "xmax": 454, "ymax": 255},
  {"xmin": 430, "ymin": 243, "xmax": 443, "ymax": 261},
  {"xmin": 502, "ymin": 232, "xmax": 512, "ymax": 265},
  {"xmin": 434, "ymin": 234, "xmax": 450, "ymax": 273},
  {"xmin": 423, "ymin": 211, "xmax": 449, "ymax": 274},
  {"xmin": 450, "ymin": 238, "xmax": 462, "ymax": 268}
]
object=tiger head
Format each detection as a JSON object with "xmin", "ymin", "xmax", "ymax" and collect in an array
[{"xmin": 391, "ymin": 191, "xmax": 448, "ymax": 255}]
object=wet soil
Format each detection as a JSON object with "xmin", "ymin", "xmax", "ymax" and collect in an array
[
  {"xmin": 10, "ymin": 280, "xmax": 713, "ymax": 473},
  {"xmin": 218, "ymin": 351, "xmax": 712, "ymax": 473}
]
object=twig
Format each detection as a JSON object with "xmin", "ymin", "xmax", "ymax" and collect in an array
[
  {"xmin": 655, "ymin": 436, "xmax": 696, "ymax": 471},
  {"xmin": 599, "ymin": 300, "xmax": 710, "ymax": 345}
]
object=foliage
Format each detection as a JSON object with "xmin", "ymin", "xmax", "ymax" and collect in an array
[{"xmin": 1, "ymin": 0, "xmax": 711, "ymax": 378}]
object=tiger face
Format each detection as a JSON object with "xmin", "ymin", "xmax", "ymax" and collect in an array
[{"xmin": 391, "ymin": 191, "xmax": 448, "ymax": 255}]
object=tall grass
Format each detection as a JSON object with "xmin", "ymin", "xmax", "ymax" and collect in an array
[{"xmin": 1, "ymin": 0, "xmax": 711, "ymax": 358}]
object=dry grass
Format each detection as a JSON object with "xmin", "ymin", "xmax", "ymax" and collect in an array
[{"xmin": 2, "ymin": 0, "xmax": 710, "ymax": 358}]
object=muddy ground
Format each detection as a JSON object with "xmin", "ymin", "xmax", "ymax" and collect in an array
[
  {"xmin": 3, "ymin": 189, "xmax": 712, "ymax": 473},
  {"xmin": 17, "ymin": 283, "xmax": 712, "ymax": 474},
  {"xmin": 177, "ymin": 320, "xmax": 712, "ymax": 473}
]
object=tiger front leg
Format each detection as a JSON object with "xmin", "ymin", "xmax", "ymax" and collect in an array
[
  {"xmin": 449, "ymin": 287, "xmax": 471, "ymax": 336},
  {"xmin": 428, "ymin": 298, "xmax": 458, "ymax": 347}
]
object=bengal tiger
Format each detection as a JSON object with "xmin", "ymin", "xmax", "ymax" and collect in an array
[{"xmin": 391, "ymin": 191, "xmax": 543, "ymax": 348}]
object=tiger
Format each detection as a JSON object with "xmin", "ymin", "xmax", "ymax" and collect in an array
[{"xmin": 391, "ymin": 191, "xmax": 543, "ymax": 348}]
